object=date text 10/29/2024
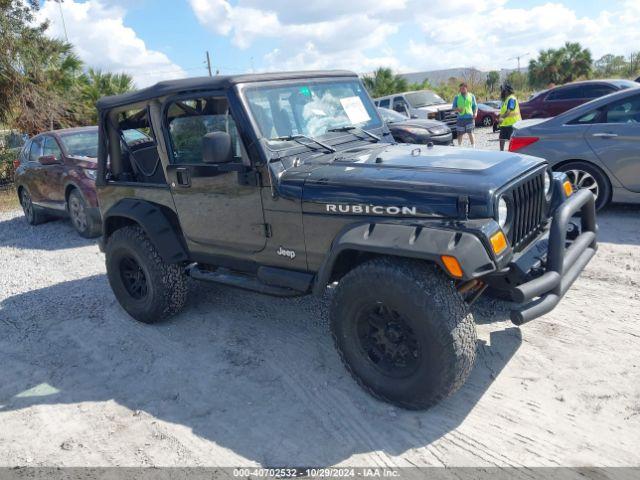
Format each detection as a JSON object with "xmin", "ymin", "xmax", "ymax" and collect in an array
[{"xmin": 233, "ymin": 467, "xmax": 400, "ymax": 478}]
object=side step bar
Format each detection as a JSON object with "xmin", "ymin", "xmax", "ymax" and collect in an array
[{"xmin": 187, "ymin": 264, "xmax": 312, "ymax": 297}]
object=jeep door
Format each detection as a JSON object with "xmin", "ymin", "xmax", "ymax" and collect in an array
[{"xmin": 164, "ymin": 94, "xmax": 267, "ymax": 256}]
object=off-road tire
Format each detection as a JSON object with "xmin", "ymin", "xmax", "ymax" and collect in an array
[
  {"xmin": 19, "ymin": 187, "xmax": 47, "ymax": 225},
  {"xmin": 330, "ymin": 258, "xmax": 477, "ymax": 410},
  {"xmin": 555, "ymin": 161, "xmax": 611, "ymax": 211},
  {"xmin": 105, "ymin": 225, "xmax": 187, "ymax": 323},
  {"xmin": 68, "ymin": 189, "xmax": 101, "ymax": 238}
]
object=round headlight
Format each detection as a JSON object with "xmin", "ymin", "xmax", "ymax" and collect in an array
[
  {"xmin": 544, "ymin": 170, "xmax": 552, "ymax": 199},
  {"xmin": 498, "ymin": 196, "xmax": 508, "ymax": 228}
]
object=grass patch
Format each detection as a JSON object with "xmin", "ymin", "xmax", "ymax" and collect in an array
[{"xmin": 0, "ymin": 186, "xmax": 19, "ymax": 212}]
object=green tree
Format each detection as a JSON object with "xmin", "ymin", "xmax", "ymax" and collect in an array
[
  {"xmin": 0, "ymin": 1, "xmax": 135, "ymax": 134},
  {"xmin": 486, "ymin": 71, "xmax": 500, "ymax": 93},
  {"xmin": 362, "ymin": 67, "xmax": 409, "ymax": 97},
  {"xmin": 78, "ymin": 68, "xmax": 135, "ymax": 123},
  {"xmin": 528, "ymin": 42, "xmax": 593, "ymax": 88},
  {"xmin": 594, "ymin": 54, "xmax": 627, "ymax": 77}
]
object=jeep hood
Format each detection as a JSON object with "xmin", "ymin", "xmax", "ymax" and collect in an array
[{"xmin": 288, "ymin": 144, "xmax": 545, "ymax": 219}]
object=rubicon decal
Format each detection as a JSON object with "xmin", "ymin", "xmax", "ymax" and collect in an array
[{"xmin": 325, "ymin": 204, "xmax": 418, "ymax": 215}]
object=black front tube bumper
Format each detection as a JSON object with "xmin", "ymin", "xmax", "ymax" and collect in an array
[{"xmin": 510, "ymin": 188, "xmax": 597, "ymax": 325}]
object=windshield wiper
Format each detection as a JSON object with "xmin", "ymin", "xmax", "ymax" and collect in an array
[
  {"xmin": 327, "ymin": 126, "xmax": 381, "ymax": 142},
  {"xmin": 270, "ymin": 134, "xmax": 336, "ymax": 153}
]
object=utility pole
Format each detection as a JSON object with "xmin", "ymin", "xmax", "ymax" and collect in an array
[
  {"xmin": 54, "ymin": 0, "xmax": 69, "ymax": 42},
  {"xmin": 509, "ymin": 52, "xmax": 529, "ymax": 73},
  {"xmin": 205, "ymin": 51, "xmax": 212, "ymax": 77}
]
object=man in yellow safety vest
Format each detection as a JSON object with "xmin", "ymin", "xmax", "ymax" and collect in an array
[{"xmin": 498, "ymin": 83, "xmax": 521, "ymax": 151}]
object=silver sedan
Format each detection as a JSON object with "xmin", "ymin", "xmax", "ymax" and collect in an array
[{"xmin": 509, "ymin": 86, "xmax": 640, "ymax": 210}]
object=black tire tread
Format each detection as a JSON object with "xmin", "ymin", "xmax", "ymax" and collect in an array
[
  {"xmin": 106, "ymin": 225, "xmax": 187, "ymax": 323},
  {"xmin": 330, "ymin": 257, "xmax": 477, "ymax": 410}
]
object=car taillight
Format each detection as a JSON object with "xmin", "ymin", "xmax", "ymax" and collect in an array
[{"xmin": 509, "ymin": 136, "xmax": 539, "ymax": 152}]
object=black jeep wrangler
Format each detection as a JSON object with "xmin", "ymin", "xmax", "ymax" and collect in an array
[{"xmin": 95, "ymin": 71, "xmax": 596, "ymax": 409}]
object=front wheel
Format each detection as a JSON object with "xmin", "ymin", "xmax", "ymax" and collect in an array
[
  {"xmin": 68, "ymin": 189, "xmax": 101, "ymax": 238},
  {"xmin": 330, "ymin": 258, "xmax": 477, "ymax": 410},
  {"xmin": 482, "ymin": 115, "xmax": 493, "ymax": 127},
  {"xmin": 105, "ymin": 225, "xmax": 188, "ymax": 323},
  {"xmin": 556, "ymin": 161, "xmax": 611, "ymax": 210}
]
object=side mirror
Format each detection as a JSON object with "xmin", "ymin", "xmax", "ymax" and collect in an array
[
  {"xmin": 38, "ymin": 155, "xmax": 60, "ymax": 165},
  {"xmin": 202, "ymin": 131, "xmax": 233, "ymax": 164}
]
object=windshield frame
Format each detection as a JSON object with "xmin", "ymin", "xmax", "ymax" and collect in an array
[{"xmin": 237, "ymin": 77, "xmax": 384, "ymax": 152}]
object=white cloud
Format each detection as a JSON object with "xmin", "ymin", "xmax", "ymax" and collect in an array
[
  {"xmin": 189, "ymin": 0, "xmax": 402, "ymax": 71},
  {"xmin": 189, "ymin": 0, "xmax": 640, "ymax": 75},
  {"xmin": 407, "ymin": 1, "xmax": 640, "ymax": 72},
  {"xmin": 38, "ymin": 0, "xmax": 186, "ymax": 87}
]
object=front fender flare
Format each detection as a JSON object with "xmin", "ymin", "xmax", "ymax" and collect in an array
[
  {"xmin": 313, "ymin": 222, "xmax": 496, "ymax": 294},
  {"xmin": 102, "ymin": 199, "xmax": 188, "ymax": 264}
]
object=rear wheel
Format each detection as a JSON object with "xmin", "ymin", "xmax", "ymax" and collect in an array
[
  {"xmin": 482, "ymin": 115, "xmax": 493, "ymax": 127},
  {"xmin": 19, "ymin": 188, "xmax": 46, "ymax": 225},
  {"xmin": 330, "ymin": 258, "xmax": 477, "ymax": 410},
  {"xmin": 105, "ymin": 225, "xmax": 188, "ymax": 323},
  {"xmin": 556, "ymin": 161, "xmax": 611, "ymax": 210},
  {"xmin": 68, "ymin": 189, "xmax": 101, "ymax": 238}
]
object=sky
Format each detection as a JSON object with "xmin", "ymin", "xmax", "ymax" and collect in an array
[{"xmin": 37, "ymin": 0, "xmax": 640, "ymax": 87}]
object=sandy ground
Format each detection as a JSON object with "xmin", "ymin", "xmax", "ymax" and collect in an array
[{"xmin": 1, "ymin": 133, "xmax": 639, "ymax": 467}]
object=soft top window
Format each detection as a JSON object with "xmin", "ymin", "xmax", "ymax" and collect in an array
[{"xmin": 166, "ymin": 96, "xmax": 242, "ymax": 164}]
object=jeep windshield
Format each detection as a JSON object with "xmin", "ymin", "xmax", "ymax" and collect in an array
[
  {"xmin": 243, "ymin": 79, "xmax": 382, "ymax": 149},
  {"xmin": 405, "ymin": 91, "xmax": 446, "ymax": 108}
]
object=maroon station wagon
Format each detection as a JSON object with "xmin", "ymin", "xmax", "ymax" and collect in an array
[
  {"xmin": 14, "ymin": 126, "xmax": 153, "ymax": 237},
  {"xmin": 520, "ymin": 79, "xmax": 637, "ymax": 119},
  {"xmin": 14, "ymin": 126, "xmax": 103, "ymax": 237}
]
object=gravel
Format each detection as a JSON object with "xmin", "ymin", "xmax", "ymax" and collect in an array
[{"xmin": 1, "ymin": 143, "xmax": 639, "ymax": 467}]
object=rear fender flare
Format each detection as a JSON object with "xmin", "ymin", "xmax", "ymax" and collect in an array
[
  {"xmin": 102, "ymin": 198, "xmax": 188, "ymax": 264},
  {"xmin": 312, "ymin": 222, "xmax": 497, "ymax": 294}
]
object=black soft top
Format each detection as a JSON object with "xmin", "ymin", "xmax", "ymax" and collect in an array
[{"xmin": 96, "ymin": 70, "xmax": 357, "ymax": 111}]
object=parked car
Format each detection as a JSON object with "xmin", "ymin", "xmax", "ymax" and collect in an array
[
  {"xmin": 519, "ymin": 79, "xmax": 637, "ymax": 119},
  {"xmin": 484, "ymin": 100, "xmax": 503, "ymax": 110},
  {"xmin": 378, "ymin": 107, "xmax": 452, "ymax": 145},
  {"xmin": 374, "ymin": 90, "xmax": 458, "ymax": 131},
  {"xmin": 94, "ymin": 70, "xmax": 595, "ymax": 410},
  {"xmin": 14, "ymin": 126, "xmax": 153, "ymax": 237},
  {"xmin": 476, "ymin": 103, "xmax": 499, "ymax": 127},
  {"xmin": 510, "ymin": 86, "xmax": 640, "ymax": 209}
]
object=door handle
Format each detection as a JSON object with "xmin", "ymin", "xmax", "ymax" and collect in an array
[
  {"xmin": 175, "ymin": 167, "xmax": 191, "ymax": 187},
  {"xmin": 591, "ymin": 132, "xmax": 618, "ymax": 138}
]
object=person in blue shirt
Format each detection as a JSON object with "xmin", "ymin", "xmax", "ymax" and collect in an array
[{"xmin": 452, "ymin": 82, "xmax": 478, "ymax": 147}]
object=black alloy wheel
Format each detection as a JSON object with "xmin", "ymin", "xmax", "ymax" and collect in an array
[{"xmin": 356, "ymin": 302, "xmax": 422, "ymax": 378}]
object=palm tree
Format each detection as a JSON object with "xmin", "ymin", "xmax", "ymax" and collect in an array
[
  {"xmin": 78, "ymin": 68, "xmax": 134, "ymax": 122},
  {"xmin": 362, "ymin": 67, "xmax": 408, "ymax": 98}
]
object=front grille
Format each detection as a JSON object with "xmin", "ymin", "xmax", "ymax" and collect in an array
[
  {"xmin": 507, "ymin": 172, "xmax": 547, "ymax": 252},
  {"xmin": 437, "ymin": 108, "xmax": 458, "ymax": 126}
]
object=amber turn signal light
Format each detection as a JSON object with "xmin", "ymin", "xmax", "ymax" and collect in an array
[
  {"xmin": 563, "ymin": 180, "xmax": 573, "ymax": 197},
  {"xmin": 490, "ymin": 231, "xmax": 508, "ymax": 255},
  {"xmin": 441, "ymin": 255, "xmax": 463, "ymax": 278}
]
